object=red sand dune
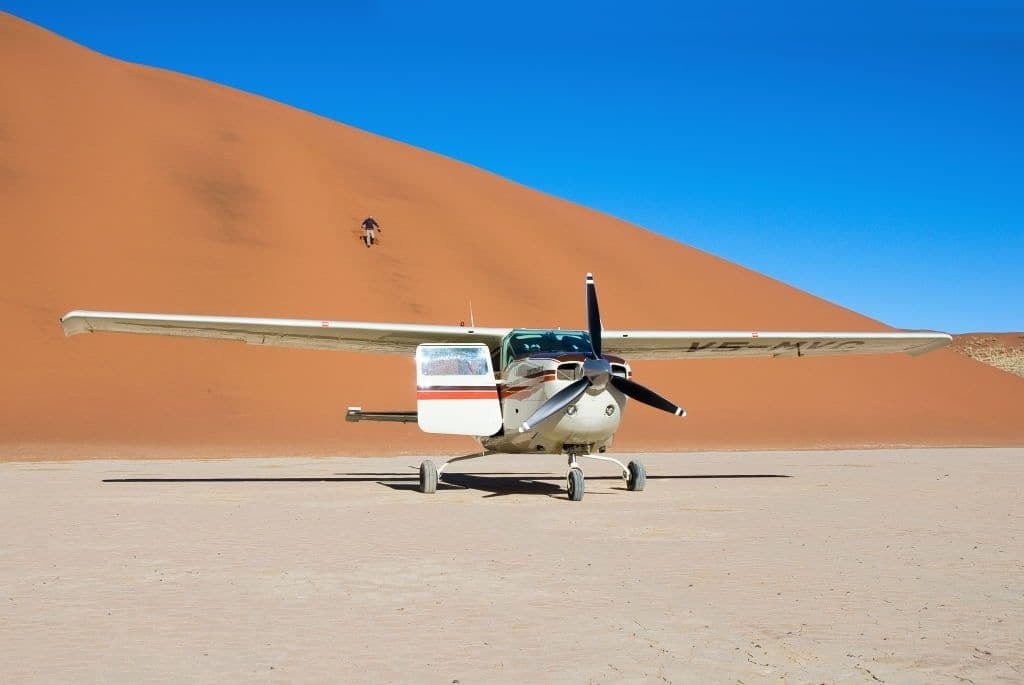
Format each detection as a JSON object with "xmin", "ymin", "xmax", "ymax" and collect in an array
[{"xmin": 2, "ymin": 13, "xmax": 1022, "ymax": 459}]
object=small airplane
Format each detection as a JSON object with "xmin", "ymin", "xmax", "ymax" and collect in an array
[{"xmin": 61, "ymin": 273, "xmax": 951, "ymax": 501}]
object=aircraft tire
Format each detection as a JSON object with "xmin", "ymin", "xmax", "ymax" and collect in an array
[
  {"xmin": 567, "ymin": 467, "xmax": 584, "ymax": 501},
  {"xmin": 627, "ymin": 460, "xmax": 646, "ymax": 491},
  {"xmin": 419, "ymin": 459, "xmax": 438, "ymax": 494}
]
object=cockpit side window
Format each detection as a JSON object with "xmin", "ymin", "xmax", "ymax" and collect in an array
[{"xmin": 418, "ymin": 346, "xmax": 490, "ymax": 376}]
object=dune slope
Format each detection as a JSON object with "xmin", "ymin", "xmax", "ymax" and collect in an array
[{"xmin": 2, "ymin": 13, "xmax": 1022, "ymax": 458}]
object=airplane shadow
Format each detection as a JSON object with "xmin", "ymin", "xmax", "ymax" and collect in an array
[{"xmin": 104, "ymin": 473, "xmax": 789, "ymax": 500}]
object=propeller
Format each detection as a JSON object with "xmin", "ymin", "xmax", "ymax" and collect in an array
[
  {"xmin": 610, "ymin": 376, "xmax": 686, "ymax": 417},
  {"xmin": 519, "ymin": 273, "xmax": 686, "ymax": 433},
  {"xmin": 586, "ymin": 273, "xmax": 602, "ymax": 358}
]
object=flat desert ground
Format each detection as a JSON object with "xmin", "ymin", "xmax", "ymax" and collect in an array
[{"xmin": 2, "ymin": 449, "xmax": 1022, "ymax": 684}]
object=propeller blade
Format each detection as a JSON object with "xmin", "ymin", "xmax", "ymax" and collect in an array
[
  {"xmin": 610, "ymin": 376, "xmax": 686, "ymax": 417},
  {"xmin": 586, "ymin": 272, "xmax": 602, "ymax": 358},
  {"xmin": 518, "ymin": 377, "xmax": 591, "ymax": 433}
]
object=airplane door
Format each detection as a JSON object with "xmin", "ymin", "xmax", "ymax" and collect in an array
[{"xmin": 416, "ymin": 344, "xmax": 502, "ymax": 436}]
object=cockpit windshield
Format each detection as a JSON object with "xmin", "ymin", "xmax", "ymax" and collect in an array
[{"xmin": 505, "ymin": 330, "xmax": 593, "ymax": 360}]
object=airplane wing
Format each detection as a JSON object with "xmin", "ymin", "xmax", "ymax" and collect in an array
[
  {"xmin": 600, "ymin": 329, "xmax": 952, "ymax": 360},
  {"xmin": 60, "ymin": 310, "xmax": 511, "ymax": 355},
  {"xmin": 60, "ymin": 311, "xmax": 951, "ymax": 360}
]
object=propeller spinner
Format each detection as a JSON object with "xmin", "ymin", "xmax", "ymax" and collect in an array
[{"xmin": 519, "ymin": 273, "xmax": 686, "ymax": 433}]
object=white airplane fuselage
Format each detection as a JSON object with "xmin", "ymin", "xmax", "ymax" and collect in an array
[{"xmin": 480, "ymin": 352, "xmax": 631, "ymax": 455}]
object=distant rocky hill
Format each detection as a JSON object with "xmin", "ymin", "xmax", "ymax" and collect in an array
[{"xmin": 953, "ymin": 334, "xmax": 1024, "ymax": 379}]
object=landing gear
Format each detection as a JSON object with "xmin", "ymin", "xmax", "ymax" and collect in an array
[
  {"xmin": 575, "ymin": 450, "xmax": 645, "ymax": 494},
  {"xmin": 417, "ymin": 450, "xmax": 643, "ymax": 500},
  {"xmin": 566, "ymin": 466, "xmax": 584, "ymax": 501},
  {"xmin": 626, "ymin": 460, "xmax": 646, "ymax": 491},
  {"xmin": 419, "ymin": 459, "xmax": 437, "ymax": 494},
  {"xmin": 418, "ymin": 452, "xmax": 491, "ymax": 495}
]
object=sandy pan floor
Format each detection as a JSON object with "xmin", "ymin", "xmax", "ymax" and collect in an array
[{"xmin": 2, "ymin": 449, "xmax": 1022, "ymax": 683}]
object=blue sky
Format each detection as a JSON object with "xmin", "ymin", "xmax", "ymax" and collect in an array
[{"xmin": 8, "ymin": 1, "xmax": 1022, "ymax": 332}]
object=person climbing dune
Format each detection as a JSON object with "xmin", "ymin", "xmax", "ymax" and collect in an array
[{"xmin": 361, "ymin": 216, "xmax": 381, "ymax": 247}]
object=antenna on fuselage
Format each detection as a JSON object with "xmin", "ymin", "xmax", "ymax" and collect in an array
[{"xmin": 469, "ymin": 300, "xmax": 476, "ymax": 328}]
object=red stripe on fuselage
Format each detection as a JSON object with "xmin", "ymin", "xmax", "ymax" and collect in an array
[{"xmin": 499, "ymin": 371, "xmax": 557, "ymax": 399}]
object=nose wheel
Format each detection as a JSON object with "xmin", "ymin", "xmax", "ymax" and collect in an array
[{"xmin": 566, "ymin": 466, "xmax": 585, "ymax": 501}]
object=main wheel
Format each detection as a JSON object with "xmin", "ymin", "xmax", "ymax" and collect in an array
[
  {"xmin": 626, "ymin": 460, "xmax": 646, "ymax": 491},
  {"xmin": 419, "ymin": 459, "xmax": 438, "ymax": 494},
  {"xmin": 567, "ymin": 467, "xmax": 584, "ymax": 501}
]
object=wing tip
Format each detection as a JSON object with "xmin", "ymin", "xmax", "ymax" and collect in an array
[
  {"xmin": 907, "ymin": 333, "xmax": 954, "ymax": 356},
  {"xmin": 60, "ymin": 310, "xmax": 93, "ymax": 336}
]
